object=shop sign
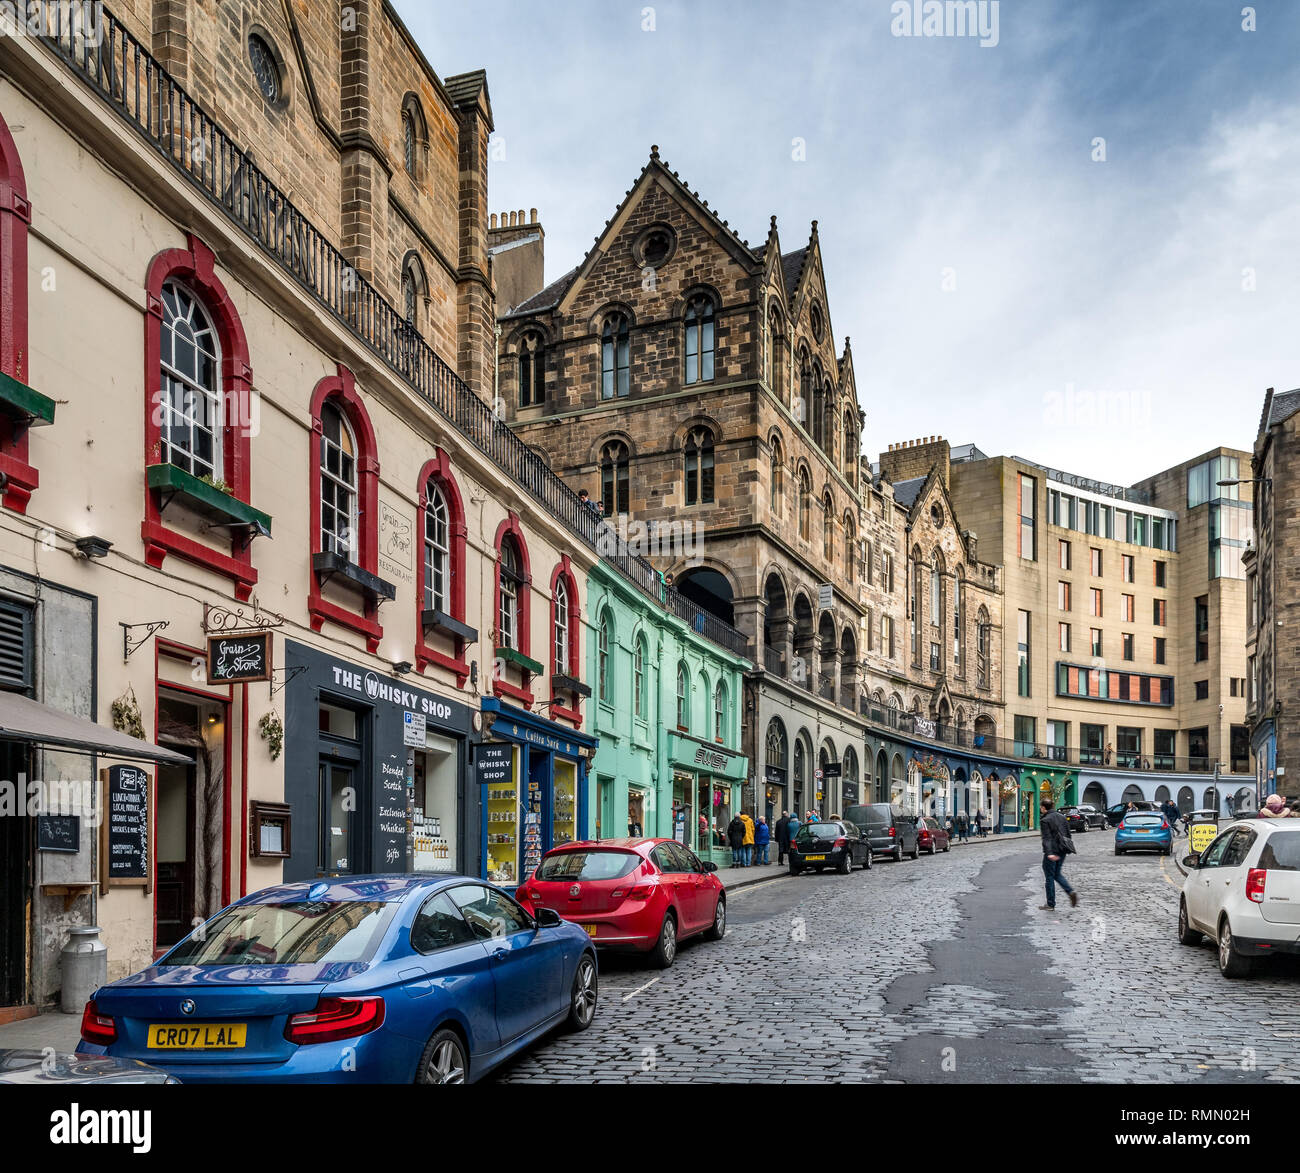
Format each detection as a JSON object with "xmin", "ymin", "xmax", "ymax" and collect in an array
[
  {"xmin": 822, "ymin": 762, "xmax": 841, "ymax": 778},
  {"xmin": 207, "ymin": 631, "xmax": 272, "ymax": 684},
  {"xmin": 764, "ymin": 766, "xmax": 786, "ymax": 788},
  {"xmin": 330, "ymin": 665, "xmax": 459, "ymax": 723},
  {"xmin": 402, "ymin": 710, "xmax": 427, "ymax": 748},
  {"xmin": 101, "ymin": 765, "xmax": 149, "ymax": 887},
  {"xmin": 818, "ymin": 583, "xmax": 833, "ymax": 609},
  {"xmin": 692, "ymin": 745, "xmax": 729, "ymax": 771},
  {"xmin": 915, "ymin": 718, "xmax": 936, "ymax": 738},
  {"xmin": 378, "ymin": 499, "xmax": 415, "ymax": 586},
  {"xmin": 474, "ymin": 743, "xmax": 513, "ymax": 787},
  {"xmin": 38, "ymin": 815, "xmax": 80, "ymax": 853}
]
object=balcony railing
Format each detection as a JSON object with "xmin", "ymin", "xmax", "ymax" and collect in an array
[
  {"xmin": 37, "ymin": 7, "xmax": 752, "ymax": 663},
  {"xmin": 762, "ymin": 646, "xmax": 786, "ymax": 677}
]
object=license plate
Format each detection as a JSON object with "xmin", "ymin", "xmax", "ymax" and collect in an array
[
  {"xmin": 804, "ymin": 855, "xmax": 827, "ymax": 861},
  {"xmin": 147, "ymin": 1023, "xmax": 246, "ymax": 1050},
  {"xmin": 581, "ymin": 924, "xmax": 598, "ymax": 938},
  {"xmin": 1135, "ymin": 829, "xmax": 1149, "ymax": 834}
]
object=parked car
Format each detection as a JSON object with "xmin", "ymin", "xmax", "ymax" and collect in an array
[
  {"xmin": 0, "ymin": 1049, "xmax": 178, "ymax": 1084},
  {"xmin": 1076, "ymin": 804, "xmax": 1107, "ymax": 829},
  {"xmin": 1114, "ymin": 811, "xmax": 1173, "ymax": 855},
  {"xmin": 916, "ymin": 816, "xmax": 950, "ymax": 854},
  {"xmin": 1178, "ymin": 821, "xmax": 1300, "ymax": 977},
  {"xmin": 1059, "ymin": 806, "xmax": 1090, "ymax": 833},
  {"xmin": 1105, "ymin": 800, "xmax": 1158, "ymax": 827},
  {"xmin": 788, "ymin": 819, "xmax": 872, "ymax": 875},
  {"xmin": 844, "ymin": 803, "xmax": 920, "ymax": 861},
  {"xmin": 517, "ymin": 838, "xmax": 724, "ymax": 970},
  {"xmin": 76, "ymin": 875, "xmax": 598, "ymax": 1084}
]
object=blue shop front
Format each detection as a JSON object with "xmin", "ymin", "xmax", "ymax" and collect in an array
[{"xmin": 479, "ymin": 697, "xmax": 597, "ymax": 888}]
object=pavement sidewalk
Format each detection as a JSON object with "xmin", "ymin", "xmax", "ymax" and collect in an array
[{"xmin": 0, "ymin": 1007, "xmax": 83, "ymax": 1054}]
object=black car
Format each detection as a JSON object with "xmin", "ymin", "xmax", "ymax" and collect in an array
[
  {"xmin": 1105, "ymin": 800, "xmax": 1157, "ymax": 827},
  {"xmin": 789, "ymin": 819, "xmax": 872, "ymax": 875},
  {"xmin": 1076, "ymin": 804, "xmax": 1107, "ymax": 829},
  {"xmin": 844, "ymin": 803, "xmax": 920, "ymax": 861},
  {"xmin": 1059, "ymin": 806, "xmax": 1090, "ymax": 833}
]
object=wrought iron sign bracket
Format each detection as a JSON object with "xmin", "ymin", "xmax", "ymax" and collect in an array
[
  {"xmin": 269, "ymin": 665, "xmax": 307, "ymax": 699},
  {"xmin": 121, "ymin": 620, "xmax": 170, "ymax": 662},
  {"xmin": 204, "ymin": 597, "xmax": 287, "ymax": 635}
]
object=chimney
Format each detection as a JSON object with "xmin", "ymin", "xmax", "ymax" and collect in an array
[
  {"xmin": 488, "ymin": 207, "xmax": 547, "ymax": 315},
  {"xmin": 878, "ymin": 435, "xmax": 952, "ymax": 489}
]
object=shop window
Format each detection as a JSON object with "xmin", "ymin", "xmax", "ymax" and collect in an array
[
  {"xmin": 411, "ymin": 733, "xmax": 457, "ymax": 872},
  {"xmin": 416, "ymin": 452, "xmax": 471, "ymax": 681},
  {"xmin": 308, "ymin": 365, "xmax": 389, "ymax": 652},
  {"xmin": 143, "ymin": 234, "xmax": 259, "ymax": 598}
]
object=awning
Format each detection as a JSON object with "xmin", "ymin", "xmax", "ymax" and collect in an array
[{"xmin": 0, "ymin": 691, "xmax": 192, "ymax": 765}]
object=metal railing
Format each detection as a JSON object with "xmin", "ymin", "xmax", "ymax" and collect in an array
[
  {"xmin": 38, "ymin": 7, "xmax": 751, "ymax": 662},
  {"xmin": 1011, "ymin": 456, "xmax": 1151, "ymax": 506},
  {"xmin": 762, "ymin": 646, "xmax": 785, "ymax": 677}
]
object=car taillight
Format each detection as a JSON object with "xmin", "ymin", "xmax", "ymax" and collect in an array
[
  {"xmin": 516, "ymin": 885, "xmax": 536, "ymax": 902},
  {"xmin": 284, "ymin": 996, "xmax": 385, "ymax": 1045},
  {"xmin": 1246, "ymin": 868, "xmax": 1267, "ymax": 904},
  {"xmin": 1161, "ymin": 821, "xmax": 1169, "ymax": 830},
  {"xmin": 80, "ymin": 999, "xmax": 116, "ymax": 1046},
  {"xmin": 889, "ymin": 827, "xmax": 896, "ymax": 838},
  {"xmin": 834, "ymin": 837, "xmax": 848, "ymax": 848}
]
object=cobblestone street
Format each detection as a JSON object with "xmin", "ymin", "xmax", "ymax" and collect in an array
[{"xmin": 493, "ymin": 830, "xmax": 1300, "ymax": 1083}]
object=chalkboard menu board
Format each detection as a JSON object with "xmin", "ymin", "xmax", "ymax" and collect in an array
[
  {"xmin": 101, "ymin": 765, "xmax": 150, "ymax": 888},
  {"xmin": 473, "ymin": 743, "xmax": 512, "ymax": 787},
  {"xmin": 38, "ymin": 815, "xmax": 80, "ymax": 853},
  {"xmin": 377, "ymin": 746, "xmax": 409, "ymax": 871},
  {"xmin": 206, "ymin": 632, "xmax": 272, "ymax": 684}
]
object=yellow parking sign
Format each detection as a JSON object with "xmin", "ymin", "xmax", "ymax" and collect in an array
[{"xmin": 1189, "ymin": 820, "xmax": 1218, "ymax": 855}]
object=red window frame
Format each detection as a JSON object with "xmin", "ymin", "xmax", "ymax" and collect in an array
[
  {"xmin": 415, "ymin": 449, "xmax": 469, "ymax": 683},
  {"xmin": 0, "ymin": 111, "xmax": 38, "ymax": 514},
  {"xmin": 549, "ymin": 556, "xmax": 582, "ymax": 726},
  {"xmin": 142, "ymin": 234, "xmax": 256, "ymax": 598},
  {"xmin": 492, "ymin": 512, "xmax": 534, "ymax": 707},
  {"xmin": 308, "ymin": 364, "xmax": 383, "ymax": 652}
]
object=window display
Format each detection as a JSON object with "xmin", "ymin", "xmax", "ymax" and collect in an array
[
  {"xmin": 553, "ymin": 759, "xmax": 577, "ymax": 848},
  {"xmin": 485, "ymin": 748, "xmax": 520, "ymax": 884},
  {"xmin": 412, "ymin": 734, "xmax": 457, "ymax": 873}
]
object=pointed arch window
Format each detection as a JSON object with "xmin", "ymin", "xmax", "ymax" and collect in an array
[
  {"xmin": 767, "ymin": 306, "xmax": 784, "ymax": 397},
  {"xmin": 634, "ymin": 636, "xmax": 646, "ymax": 719},
  {"xmin": 402, "ymin": 108, "xmax": 417, "ymax": 177},
  {"xmin": 799, "ymin": 468, "xmax": 812, "ymax": 541},
  {"xmin": 822, "ymin": 493, "xmax": 834, "ymax": 561},
  {"xmin": 518, "ymin": 330, "xmax": 545, "ymax": 407},
  {"xmin": 601, "ymin": 313, "xmax": 630, "ymax": 399},
  {"xmin": 676, "ymin": 663, "xmax": 689, "ymax": 730},
  {"xmin": 811, "ymin": 375, "xmax": 824, "ymax": 446},
  {"xmin": 843, "ymin": 411, "xmax": 857, "ymax": 487},
  {"xmin": 402, "ymin": 267, "xmax": 417, "ymax": 326},
  {"xmin": 554, "ymin": 577, "xmax": 571, "ymax": 676},
  {"xmin": 684, "ymin": 426, "xmax": 714, "ymax": 506},
  {"xmin": 769, "ymin": 437, "xmax": 784, "ymax": 514},
  {"xmin": 601, "ymin": 440, "xmax": 629, "ymax": 515},
  {"xmin": 844, "ymin": 515, "xmax": 856, "ymax": 580},
  {"xmin": 821, "ymin": 382, "xmax": 835, "ymax": 457},
  {"xmin": 976, "ymin": 607, "xmax": 990, "ymax": 689},
  {"xmin": 766, "ymin": 719, "xmax": 788, "ymax": 773},
  {"xmin": 798, "ymin": 353, "xmax": 812, "ymax": 424},
  {"xmin": 684, "ymin": 295, "xmax": 715, "ymax": 385}
]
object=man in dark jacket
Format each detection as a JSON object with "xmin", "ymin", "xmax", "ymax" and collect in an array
[
  {"xmin": 774, "ymin": 811, "xmax": 792, "ymax": 865},
  {"xmin": 727, "ymin": 814, "xmax": 746, "ymax": 867},
  {"xmin": 1039, "ymin": 798, "xmax": 1078, "ymax": 910}
]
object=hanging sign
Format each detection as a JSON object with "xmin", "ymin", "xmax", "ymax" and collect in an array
[
  {"xmin": 207, "ymin": 632, "xmax": 272, "ymax": 684},
  {"xmin": 473, "ymin": 743, "xmax": 513, "ymax": 787}
]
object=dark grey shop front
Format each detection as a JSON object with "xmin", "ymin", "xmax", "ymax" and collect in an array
[{"xmin": 283, "ymin": 641, "xmax": 477, "ymax": 882}]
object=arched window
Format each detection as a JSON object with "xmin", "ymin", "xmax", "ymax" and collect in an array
[
  {"xmin": 799, "ymin": 467, "xmax": 812, "ymax": 540},
  {"xmin": 767, "ymin": 306, "xmax": 784, "ymax": 398},
  {"xmin": 423, "ymin": 481, "xmax": 449, "ymax": 612},
  {"xmin": 402, "ymin": 266, "xmax": 417, "ymax": 326},
  {"xmin": 554, "ymin": 577, "xmax": 571, "ymax": 675},
  {"xmin": 402, "ymin": 107, "xmax": 417, "ymax": 176},
  {"xmin": 517, "ymin": 330, "xmax": 545, "ymax": 407},
  {"xmin": 843, "ymin": 410, "xmax": 857, "ymax": 487},
  {"xmin": 844, "ymin": 513, "xmax": 856, "ymax": 580},
  {"xmin": 320, "ymin": 401, "xmax": 357, "ymax": 559},
  {"xmin": 601, "ymin": 313, "xmax": 630, "ymax": 399},
  {"xmin": 714, "ymin": 679, "xmax": 727, "ymax": 741},
  {"xmin": 499, "ymin": 536, "xmax": 523, "ymax": 650},
  {"xmin": 953, "ymin": 571, "xmax": 964, "ymax": 675},
  {"xmin": 822, "ymin": 382, "xmax": 835, "ymax": 458},
  {"xmin": 811, "ymin": 369, "xmax": 824, "ymax": 447},
  {"xmin": 769, "ymin": 435, "xmax": 784, "ymax": 514},
  {"xmin": 400, "ymin": 95, "xmax": 427, "ymax": 181},
  {"xmin": 684, "ymin": 426, "xmax": 714, "ymax": 506},
  {"xmin": 798, "ymin": 351, "xmax": 812, "ymax": 423},
  {"xmin": 822, "ymin": 492, "xmax": 834, "ymax": 560},
  {"xmin": 601, "ymin": 440, "xmax": 629, "ymax": 515},
  {"xmin": 159, "ymin": 281, "xmax": 222, "ymax": 481},
  {"xmin": 598, "ymin": 609, "xmax": 613, "ymax": 702},
  {"xmin": 930, "ymin": 555, "xmax": 942, "ymax": 626},
  {"xmin": 676, "ymin": 663, "xmax": 689, "ymax": 729},
  {"xmin": 684, "ymin": 294, "xmax": 715, "ymax": 385},
  {"xmin": 976, "ymin": 606, "xmax": 990, "ymax": 688},
  {"xmin": 634, "ymin": 635, "xmax": 646, "ymax": 719},
  {"xmin": 766, "ymin": 718, "xmax": 787, "ymax": 772}
]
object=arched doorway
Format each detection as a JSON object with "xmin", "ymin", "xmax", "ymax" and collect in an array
[
  {"xmin": 1154, "ymin": 785, "xmax": 1171, "ymax": 804},
  {"xmin": 1083, "ymin": 781, "xmax": 1107, "ymax": 810},
  {"xmin": 1203, "ymin": 786, "xmax": 1219, "ymax": 812},
  {"xmin": 891, "ymin": 753, "xmax": 906, "ymax": 808},
  {"xmin": 953, "ymin": 767, "xmax": 968, "ymax": 817},
  {"xmin": 876, "ymin": 750, "xmax": 889, "ymax": 803},
  {"xmin": 1177, "ymin": 786, "xmax": 1194, "ymax": 814},
  {"xmin": 842, "ymin": 746, "xmax": 859, "ymax": 809},
  {"xmin": 793, "ymin": 733, "xmax": 811, "ymax": 820},
  {"xmin": 1121, "ymin": 784, "xmax": 1144, "ymax": 804},
  {"xmin": 818, "ymin": 740, "xmax": 837, "ymax": 817},
  {"xmin": 675, "ymin": 566, "xmax": 735, "ymax": 627},
  {"xmin": 762, "ymin": 573, "xmax": 789, "ymax": 674},
  {"xmin": 1233, "ymin": 786, "xmax": 1254, "ymax": 816}
]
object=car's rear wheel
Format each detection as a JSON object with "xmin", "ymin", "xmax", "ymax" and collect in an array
[
  {"xmin": 943, "ymin": 842, "xmax": 950, "ymax": 852},
  {"xmin": 416, "ymin": 1028, "xmax": 468, "ymax": 1085},
  {"xmin": 651, "ymin": 913, "xmax": 678, "ymax": 969},
  {"xmin": 928, "ymin": 841, "xmax": 936, "ymax": 855},
  {"xmin": 837, "ymin": 851, "xmax": 851, "ymax": 875},
  {"xmin": 1113, "ymin": 845, "xmax": 1122, "ymax": 856},
  {"xmin": 789, "ymin": 861, "xmax": 802, "ymax": 876},
  {"xmin": 894, "ymin": 844, "xmax": 903, "ymax": 862},
  {"xmin": 1217, "ymin": 918, "xmax": 1255, "ymax": 978},
  {"xmin": 705, "ymin": 896, "xmax": 726, "ymax": 941},
  {"xmin": 1177, "ymin": 899, "xmax": 1201, "ymax": 946},
  {"xmin": 566, "ymin": 954, "xmax": 598, "ymax": 1031}
]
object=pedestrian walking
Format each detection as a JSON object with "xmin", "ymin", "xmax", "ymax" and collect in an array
[
  {"xmin": 974, "ymin": 809, "xmax": 986, "ymax": 838},
  {"xmin": 956, "ymin": 810, "xmax": 969, "ymax": 843},
  {"xmin": 775, "ymin": 810, "xmax": 791, "ymax": 865},
  {"xmin": 727, "ymin": 813, "xmax": 745, "ymax": 867},
  {"xmin": 755, "ymin": 816, "xmax": 771, "ymax": 865},
  {"xmin": 739, "ymin": 809, "xmax": 755, "ymax": 866},
  {"xmin": 1039, "ymin": 797, "xmax": 1078, "ymax": 911}
]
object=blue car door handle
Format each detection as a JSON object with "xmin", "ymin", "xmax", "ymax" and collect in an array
[{"xmin": 491, "ymin": 949, "xmax": 507, "ymax": 962}]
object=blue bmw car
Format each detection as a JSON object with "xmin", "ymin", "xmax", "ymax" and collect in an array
[
  {"xmin": 1113, "ymin": 811, "xmax": 1173, "ymax": 856},
  {"xmin": 76, "ymin": 875, "xmax": 598, "ymax": 1084}
]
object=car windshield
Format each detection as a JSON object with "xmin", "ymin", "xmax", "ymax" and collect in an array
[
  {"xmin": 849, "ymin": 805, "xmax": 890, "ymax": 825},
  {"xmin": 1259, "ymin": 832, "xmax": 1300, "ymax": 871},
  {"xmin": 798, "ymin": 823, "xmax": 843, "ymax": 840},
  {"xmin": 163, "ymin": 900, "xmax": 395, "ymax": 966},
  {"xmin": 536, "ymin": 850, "xmax": 640, "ymax": 881},
  {"xmin": 1124, "ymin": 814, "xmax": 1164, "ymax": 827}
]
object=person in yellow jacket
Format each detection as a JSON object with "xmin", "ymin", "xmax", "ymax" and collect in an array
[{"xmin": 739, "ymin": 811, "xmax": 755, "ymax": 867}]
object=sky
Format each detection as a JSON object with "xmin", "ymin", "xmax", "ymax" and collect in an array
[{"xmin": 394, "ymin": 0, "xmax": 1300, "ymax": 484}]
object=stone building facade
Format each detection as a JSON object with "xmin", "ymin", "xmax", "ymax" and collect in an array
[{"xmin": 496, "ymin": 151, "xmax": 1004, "ymax": 822}]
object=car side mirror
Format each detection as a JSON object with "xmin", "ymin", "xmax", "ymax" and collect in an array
[
  {"xmin": 701, "ymin": 861, "xmax": 718, "ymax": 872},
  {"xmin": 535, "ymin": 908, "xmax": 562, "ymax": 928},
  {"xmin": 1181, "ymin": 854, "xmax": 1199, "ymax": 870}
]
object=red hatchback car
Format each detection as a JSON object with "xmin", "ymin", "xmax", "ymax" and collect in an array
[
  {"xmin": 516, "ymin": 838, "xmax": 726, "ymax": 969},
  {"xmin": 917, "ymin": 817, "xmax": 951, "ymax": 855}
]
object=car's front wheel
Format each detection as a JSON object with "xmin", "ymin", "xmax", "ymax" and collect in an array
[
  {"xmin": 909, "ymin": 841, "xmax": 920, "ymax": 860},
  {"xmin": 651, "ymin": 913, "xmax": 678, "ymax": 969},
  {"xmin": 704, "ymin": 896, "xmax": 726, "ymax": 941},
  {"xmin": 1177, "ymin": 899, "xmax": 1201, "ymax": 946},
  {"xmin": 566, "ymin": 954, "xmax": 598, "ymax": 1031},
  {"xmin": 893, "ymin": 844, "xmax": 903, "ymax": 862},
  {"xmin": 1218, "ymin": 918, "xmax": 1255, "ymax": 978},
  {"xmin": 416, "ymin": 1028, "xmax": 469, "ymax": 1085}
]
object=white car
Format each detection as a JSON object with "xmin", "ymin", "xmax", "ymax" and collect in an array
[{"xmin": 1178, "ymin": 819, "xmax": 1300, "ymax": 977}]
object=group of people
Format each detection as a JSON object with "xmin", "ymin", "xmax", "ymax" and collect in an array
[
  {"xmin": 725, "ymin": 811, "xmax": 770, "ymax": 866},
  {"xmin": 936, "ymin": 810, "xmax": 990, "ymax": 841}
]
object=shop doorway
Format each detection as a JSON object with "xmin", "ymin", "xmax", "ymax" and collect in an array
[
  {"xmin": 0, "ymin": 739, "xmax": 31, "ymax": 1007},
  {"xmin": 627, "ymin": 786, "xmax": 645, "ymax": 837},
  {"xmin": 318, "ymin": 701, "xmax": 364, "ymax": 877}
]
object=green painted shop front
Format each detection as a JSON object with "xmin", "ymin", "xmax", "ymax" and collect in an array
[
  {"xmin": 1015, "ymin": 766, "xmax": 1078, "ymax": 830},
  {"xmin": 583, "ymin": 561, "xmax": 749, "ymax": 861}
]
